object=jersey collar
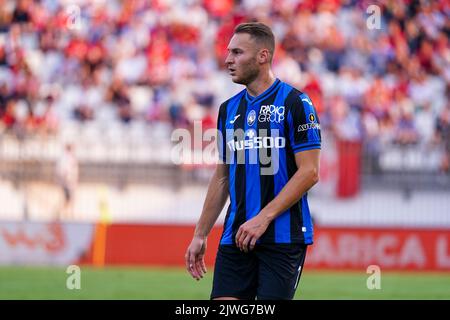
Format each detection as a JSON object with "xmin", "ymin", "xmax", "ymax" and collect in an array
[{"xmin": 245, "ymin": 78, "xmax": 281, "ymax": 105}]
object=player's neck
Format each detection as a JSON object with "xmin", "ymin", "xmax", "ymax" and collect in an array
[{"xmin": 246, "ymin": 71, "xmax": 276, "ymax": 98}]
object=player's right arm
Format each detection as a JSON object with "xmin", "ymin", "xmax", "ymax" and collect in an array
[
  {"xmin": 186, "ymin": 102, "xmax": 229, "ymax": 280},
  {"xmin": 185, "ymin": 162, "xmax": 229, "ymax": 280}
]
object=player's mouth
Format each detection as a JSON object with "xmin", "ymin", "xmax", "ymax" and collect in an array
[{"xmin": 228, "ymin": 67, "xmax": 236, "ymax": 75}]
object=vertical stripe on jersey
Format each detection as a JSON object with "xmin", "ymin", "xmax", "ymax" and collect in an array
[
  {"xmin": 301, "ymin": 193, "xmax": 314, "ymax": 244},
  {"xmin": 217, "ymin": 103, "xmax": 226, "ymax": 163},
  {"xmin": 245, "ymin": 103, "xmax": 261, "ymax": 221},
  {"xmin": 299, "ymin": 93, "xmax": 321, "ymax": 143},
  {"xmin": 272, "ymin": 83, "xmax": 292, "ymax": 243},
  {"xmin": 289, "ymin": 91, "xmax": 308, "ymax": 147},
  {"xmin": 231, "ymin": 97, "xmax": 248, "ymax": 244},
  {"xmin": 285, "ymin": 89, "xmax": 305, "ymax": 243},
  {"xmin": 257, "ymin": 97, "xmax": 276, "ymax": 243},
  {"xmin": 220, "ymin": 92, "xmax": 245, "ymax": 245}
]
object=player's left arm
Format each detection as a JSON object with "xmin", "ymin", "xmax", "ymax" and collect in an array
[{"xmin": 235, "ymin": 150, "xmax": 320, "ymax": 252}]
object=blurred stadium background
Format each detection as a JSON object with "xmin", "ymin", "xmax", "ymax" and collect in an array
[{"xmin": 0, "ymin": 0, "xmax": 449, "ymax": 299}]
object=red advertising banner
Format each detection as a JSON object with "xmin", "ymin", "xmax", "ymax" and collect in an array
[
  {"xmin": 1, "ymin": 222, "xmax": 449, "ymax": 271},
  {"xmin": 102, "ymin": 224, "xmax": 222, "ymax": 266},
  {"xmin": 307, "ymin": 227, "xmax": 450, "ymax": 271},
  {"xmin": 100, "ymin": 224, "xmax": 450, "ymax": 271},
  {"xmin": 0, "ymin": 222, "xmax": 95, "ymax": 265}
]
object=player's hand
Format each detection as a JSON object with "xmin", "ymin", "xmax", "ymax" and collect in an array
[
  {"xmin": 185, "ymin": 235, "xmax": 207, "ymax": 281},
  {"xmin": 235, "ymin": 214, "xmax": 270, "ymax": 253}
]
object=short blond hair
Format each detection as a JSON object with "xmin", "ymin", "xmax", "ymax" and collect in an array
[{"xmin": 234, "ymin": 22, "xmax": 275, "ymax": 61}]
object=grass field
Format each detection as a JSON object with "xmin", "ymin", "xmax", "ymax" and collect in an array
[{"xmin": 0, "ymin": 266, "xmax": 449, "ymax": 300}]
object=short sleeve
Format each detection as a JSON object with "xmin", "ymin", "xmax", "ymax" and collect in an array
[{"xmin": 287, "ymin": 93, "xmax": 321, "ymax": 153}]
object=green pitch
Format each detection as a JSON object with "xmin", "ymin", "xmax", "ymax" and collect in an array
[{"xmin": 0, "ymin": 266, "xmax": 449, "ymax": 299}]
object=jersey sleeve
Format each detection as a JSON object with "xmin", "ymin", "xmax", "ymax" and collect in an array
[{"xmin": 287, "ymin": 92, "xmax": 321, "ymax": 153}]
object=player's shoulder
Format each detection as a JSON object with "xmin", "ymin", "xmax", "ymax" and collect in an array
[
  {"xmin": 218, "ymin": 89, "xmax": 246, "ymax": 112},
  {"xmin": 278, "ymin": 81, "xmax": 311, "ymax": 109}
]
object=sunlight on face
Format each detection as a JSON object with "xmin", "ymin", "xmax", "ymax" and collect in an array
[{"xmin": 225, "ymin": 33, "xmax": 261, "ymax": 85}]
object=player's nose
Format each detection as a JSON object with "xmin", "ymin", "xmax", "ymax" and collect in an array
[{"xmin": 225, "ymin": 53, "xmax": 233, "ymax": 65}]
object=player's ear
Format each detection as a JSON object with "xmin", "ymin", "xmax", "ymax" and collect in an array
[{"xmin": 257, "ymin": 48, "xmax": 270, "ymax": 64}]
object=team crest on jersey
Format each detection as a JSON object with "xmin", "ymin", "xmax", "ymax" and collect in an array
[
  {"xmin": 258, "ymin": 105, "xmax": 285, "ymax": 123},
  {"xmin": 247, "ymin": 110, "xmax": 256, "ymax": 126}
]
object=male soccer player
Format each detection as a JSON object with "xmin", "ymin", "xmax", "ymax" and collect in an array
[{"xmin": 185, "ymin": 22, "xmax": 321, "ymax": 300}]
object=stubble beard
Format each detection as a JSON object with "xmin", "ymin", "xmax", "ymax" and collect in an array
[{"xmin": 232, "ymin": 59, "xmax": 260, "ymax": 86}]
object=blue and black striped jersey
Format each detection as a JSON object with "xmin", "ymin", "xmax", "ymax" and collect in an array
[{"xmin": 217, "ymin": 78, "xmax": 321, "ymax": 245}]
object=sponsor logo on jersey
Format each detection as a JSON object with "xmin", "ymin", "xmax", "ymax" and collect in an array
[
  {"xmin": 259, "ymin": 105, "xmax": 285, "ymax": 123},
  {"xmin": 227, "ymin": 129, "xmax": 286, "ymax": 151},
  {"xmin": 302, "ymin": 97, "xmax": 313, "ymax": 105},
  {"xmin": 298, "ymin": 113, "xmax": 320, "ymax": 132},
  {"xmin": 230, "ymin": 114, "xmax": 240, "ymax": 124}
]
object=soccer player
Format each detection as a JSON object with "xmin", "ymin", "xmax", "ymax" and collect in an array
[
  {"xmin": 185, "ymin": 22, "xmax": 321, "ymax": 300},
  {"xmin": 56, "ymin": 142, "xmax": 79, "ymax": 220}
]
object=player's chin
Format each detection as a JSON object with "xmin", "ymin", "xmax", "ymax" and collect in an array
[{"xmin": 230, "ymin": 75, "xmax": 245, "ymax": 85}]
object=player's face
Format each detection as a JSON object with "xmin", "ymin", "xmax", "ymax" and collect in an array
[{"xmin": 225, "ymin": 33, "xmax": 260, "ymax": 85}]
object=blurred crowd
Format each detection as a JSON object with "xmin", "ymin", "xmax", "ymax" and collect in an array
[{"xmin": 0, "ymin": 0, "xmax": 449, "ymax": 171}]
